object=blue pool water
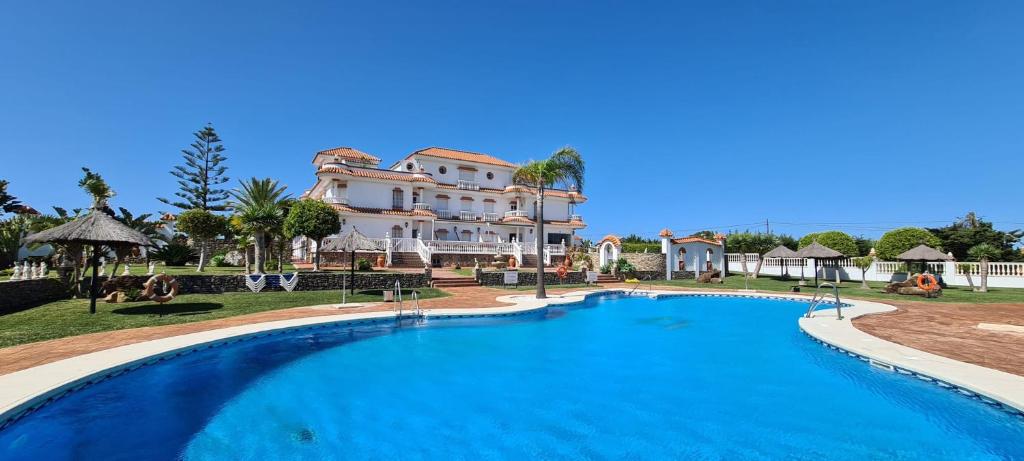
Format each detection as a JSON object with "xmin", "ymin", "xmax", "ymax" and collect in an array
[{"xmin": 1, "ymin": 294, "xmax": 1022, "ymax": 460}]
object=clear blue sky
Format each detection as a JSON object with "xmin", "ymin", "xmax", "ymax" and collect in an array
[{"xmin": 2, "ymin": 1, "xmax": 1022, "ymax": 241}]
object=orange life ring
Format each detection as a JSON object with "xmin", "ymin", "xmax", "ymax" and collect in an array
[
  {"xmin": 143, "ymin": 273, "xmax": 179, "ymax": 304},
  {"xmin": 916, "ymin": 273, "xmax": 939, "ymax": 291},
  {"xmin": 556, "ymin": 265, "xmax": 568, "ymax": 280}
]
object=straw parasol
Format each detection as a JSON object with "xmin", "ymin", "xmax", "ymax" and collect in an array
[
  {"xmin": 896, "ymin": 244, "xmax": 953, "ymax": 276},
  {"xmin": 763, "ymin": 245, "xmax": 798, "ymax": 278},
  {"xmin": 23, "ymin": 210, "xmax": 153, "ymax": 314},
  {"xmin": 321, "ymin": 228, "xmax": 384, "ymax": 294},
  {"xmin": 794, "ymin": 241, "xmax": 844, "ymax": 287}
]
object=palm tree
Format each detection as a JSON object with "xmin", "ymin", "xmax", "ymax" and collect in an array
[
  {"xmin": 230, "ymin": 178, "xmax": 290, "ymax": 274},
  {"xmin": 511, "ymin": 147, "xmax": 585, "ymax": 299},
  {"xmin": 968, "ymin": 243, "xmax": 1001, "ymax": 293},
  {"xmin": 110, "ymin": 207, "xmax": 166, "ymax": 276}
]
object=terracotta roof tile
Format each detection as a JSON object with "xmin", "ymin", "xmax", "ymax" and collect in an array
[
  {"xmin": 314, "ymin": 147, "xmax": 381, "ymax": 164},
  {"xmin": 671, "ymin": 237, "xmax": 722, "ymax": 246},
  {"xmin": 403, "ymin": 147, "xmax": 516, "ymax": 168},
  {"xmin": 318, "ymin": 165, "xmax": 437, "ymax": 184}
]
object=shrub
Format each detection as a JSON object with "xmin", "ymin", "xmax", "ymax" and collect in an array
[
  {"xmin": 599, "ymin": 263, "xmax": 612, "ymax": 274},
  {"xmin": 356, "ymin": 258, "xmax": 372, "ymax": 271},
  {"xmin": 621, "ymin": 242, "xmax": 661, "ymax": 253},
  {"xmin": 615, "ymin": 257, "xmax": 636, "ymax": 274},
  {"xmin": 798, "ymin": 231, "xmax": 859, "ymax": 257},
  {"xmin": 875, "ymin": 227, "xmax": 941, "ymax": 261},
  {"xmin": 149, "ymin": 243, "xmax": 196, "ymax": 266},
  {"xmin": 210, "ymin": 254, "xmax": 229, "ymax": 267}
]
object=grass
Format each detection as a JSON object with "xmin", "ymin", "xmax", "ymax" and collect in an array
[
  {"xmin": 0, "ymin": 263, "xmax": 408, "ymax": 279},
  {"xmin": 648, "ymin": 274, "xmax": 1024, "ymax": 304},
  {"xmin": 0, "ymin": 288, "xmax": 448, "ymax": 348}
]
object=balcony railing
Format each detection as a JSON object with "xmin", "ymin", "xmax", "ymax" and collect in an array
[
  {"xmin": 436, "ymin": 209, "xmax": 454, "ymax": 220},
  {"xmin": 570, "ymin": 214, "xmax": 583, "ymax": 222},
  {"xmin": 325, "ymin": 197, "xmax": 349, "ymax": 205},
  {"xmin": 460, "ymin": 211, "xmax": 478, "ymax": 221},
  {"xmin": 483, "ymin": 212, "xmax": 499, "ymax": 222},
  {"xmin": 413, "ymin": 202, "xmax": 432, "ymax": 211},
  {"xmin": 504, "ymin": 210, "xmax": 528, "ymax": 218},
  {"xmin": 456, "ymin": 180, "xmax": 480, "ymax": 190}
]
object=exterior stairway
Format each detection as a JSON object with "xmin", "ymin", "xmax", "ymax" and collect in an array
[
  {"xmin": 431, "ymin": 276, "xmax": 480, "ymax": 289},
  {"xmin": 389, "ymin": 252, "xmax": 425, "ymax": 268},
  {"xmin": 521, "ymin": 254, "xmax": 541, "ymax": 268},
  {"xmin": 596, "ymin": 274, "xmax": 620, "ymax": 284}
]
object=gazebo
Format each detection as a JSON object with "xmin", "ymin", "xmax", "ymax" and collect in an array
[
  {"xmin": 320, "ymin": 228, "xmax": 384, "ymax": 294},
  {"xmin": 763, "ymin": 245, "xmax": 798, "ymax": 279},
  {"xmin": 896, "ymin": 244, "xmax": 953, "ymax": 278},
  {"xmin": 22, "ymin": 210, "xmax": 153, "ymax": 314},
  {"xmin": 794, "ymin": 241, "xmax": 845, "ymax": 287}
]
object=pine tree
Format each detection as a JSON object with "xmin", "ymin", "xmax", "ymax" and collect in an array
[
  {"xmin": 0, "ymin": 180, "xmax": 21, "ymax": 216},
  {"xmin": 159, "ymin": 124, "xmax": 230, "ymax": 212}
]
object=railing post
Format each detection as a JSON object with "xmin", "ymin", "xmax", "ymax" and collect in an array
[{"xmin": 385, "ymin": 232, "xmax": 392, "ymax": 267}]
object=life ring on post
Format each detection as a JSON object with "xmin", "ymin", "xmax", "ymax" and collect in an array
[
  {"xmin": 143, "ymin": 273, "xmax": 179, "ymax": 304},
  {"xmin": 556, "ymin": 265, "xmax": 568, "ymax": 280},
  {"xmin": 916, "ymin": 273, "xmax": 939, "ymax": 292}
]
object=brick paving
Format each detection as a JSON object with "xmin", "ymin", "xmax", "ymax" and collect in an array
[{"xmin": 2, "ymin": 284, "xmax": 1022, "ymax": 379}]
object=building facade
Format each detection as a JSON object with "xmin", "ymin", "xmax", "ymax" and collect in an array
[{"xmin": 294, "ymin": 146, "xmax": 586, "ymax": 267}]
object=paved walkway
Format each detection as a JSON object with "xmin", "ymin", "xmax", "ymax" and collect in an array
[
  {"xmin": 853, "ymin": 300, "xmax": 1024, "ymax": 377},
  {"xmin": 2, "ymin": 284, "xmax": 1023, "ymax": 379}
]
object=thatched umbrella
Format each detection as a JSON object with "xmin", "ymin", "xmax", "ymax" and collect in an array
[
  {"xmin": 794, "ymin": 241, "xmax": 844, "ymax": 287},
  {"xmin": 320, "ymin": 228, "xmax": 383, "ymax": 294},
  {"xmin": 897, "ymin": 244, "xmax": 953, "ymax": 277},
  {"xmin": 23, "ymin": 210, "xmax": 153, "ymax": 314},
  {"xmin": 763, "ymin": 245, "xmax": 798, "ymax": 278}
]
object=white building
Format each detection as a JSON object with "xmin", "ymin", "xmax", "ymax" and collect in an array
[
  {"xmin": 294, "ymin": 146, "xmax": 586, "ymax": 267},
  {"xmin": 659, "ymin": 229, "xmax": 726, "ymax": 279}
]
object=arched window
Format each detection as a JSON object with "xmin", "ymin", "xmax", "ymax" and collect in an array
[
  {"xmin": 678, "ymin": 247, "xmax": 686, "ymax": 270},
  {"xmin": 706, "ymin": 248, "xmax": 714, "ymax": 271}
]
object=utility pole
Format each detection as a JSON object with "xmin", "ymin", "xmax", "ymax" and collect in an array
[{"xmin": 765, "ymin": 219, "xmax": 770, "ymax": 235}]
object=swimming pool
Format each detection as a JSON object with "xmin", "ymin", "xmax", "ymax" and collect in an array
[{"xmin": 1, "ymin": 294, "xmax": 1021, "ymax": 459}]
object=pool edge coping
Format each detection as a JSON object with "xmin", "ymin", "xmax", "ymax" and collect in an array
[{"xmin": 1, "ymin": 289, "xmax": 1021, "ymax": 430}]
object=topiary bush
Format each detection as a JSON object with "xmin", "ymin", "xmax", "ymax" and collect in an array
[
  {"xmin": 356, "ymin": 258, "xmax": 372, "ymax": 271},
  {"xmin": 798, "ymin": 231, "xmax": 859, "ymax": 257},
  {"xmin": 875, "ymin": 227, "xmax": 941, "ymax": 260}
]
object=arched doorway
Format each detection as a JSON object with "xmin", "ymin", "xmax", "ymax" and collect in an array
[
  {"xmin": 677, "ymin": 247, "xmax": 686, "ymax": 270},
  {"xmin": 706, "ymin": 248, "xmax": 714, "ymax": 271}
]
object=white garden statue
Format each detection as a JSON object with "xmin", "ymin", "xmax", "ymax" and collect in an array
[
  {"xmin": 98, "ymin": 258, "xmax": 106, "ymax": 277},
  {"xmin": 10, "ymin": 264, "xmax": 21, "ymax": 281},
  {"xmin": 146, "ymin": 261, "xmax": 156, "ymax": 276},
  {"xmin": 38, "ymin": 261, "xmax": 48, "ymax": 277},
  {"xmin": 22, "ymin": 261, "xmax": 33, "ymax": 280},
  {"xmin": 121, "ymin": 263, "xmax": 131, "ymax": 276}
]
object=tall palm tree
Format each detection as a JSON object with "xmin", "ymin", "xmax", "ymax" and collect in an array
[
  {"xmin": 512, "ymin": 147, "xmax": 585, "ymax": 299},
  {"xmin": 230, "ymin": 178, "xmax": 291, "ymax": 274}
]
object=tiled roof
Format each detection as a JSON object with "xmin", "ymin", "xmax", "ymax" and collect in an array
[
  {"xmin": 502, "ymin": 185, "xmax": 587, "ymax": 202},
  {"xmin": 671, "ymin": 237, "xmax": 722, "ymax": 246},
  {"xmin": 659, "ymin": 228, "xmax": 674, "ymax": 237},
  {"xmin": 407, "ymin": 147, "xmax": 516, "ymax": 168},
  {"xmin": 314, "ymin": 147, "xmax": 381, "ymax": 164},
  {"xmin": 318, "ymin": 165, "xmax": 437, "ymax": 184},
  {"xmin": 599, "ymin": 235, "xmax": 621, "ymax": 247},
  {"xmin": 329, "ymin": 204, "xmax": 430, "ymax": 217}
]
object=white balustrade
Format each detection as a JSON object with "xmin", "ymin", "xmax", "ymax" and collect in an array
[
  {"xmin": 412, "ymin": 203, "xmax": 432, "ymax": 211},
  {"xmin": 436, "ymin": 209, "xmax": 454, "ymax": 220},
  {"xmin": 460, "ymin": 211, "xmax": 478, "ymax": 221},
  {"xmin": 570, "ymin": 214, "xmax": 584, "ymax": 222},
  {"xmin": 504, "ymin": 210, "xmax": 528, "ymax": 218},
  {"xmin": 456, "ymin": 180, "xmax": 480, "ymax": 191},
  {"xmin": 483, "ymin": 212, "xmax": 499, "ymax": 222},
  {"xmin": 325, "ymin": 197, "xmax": 349, "ymax": 205},
  {"xmin": 416, "ymin": 239, "xmax": 432, "ymax": 265}
]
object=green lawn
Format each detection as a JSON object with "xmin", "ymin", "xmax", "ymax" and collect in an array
[
  {"xmin": 0, "ymin": 263, "xmax": 408, "ymax": 279},
  {"xmin": 648, "ymin": 275, "xmax": 1024, "ymax": 304},
  {"xmin": 0, "ymin": 288, "xmax": 448, "ymax": 348}
]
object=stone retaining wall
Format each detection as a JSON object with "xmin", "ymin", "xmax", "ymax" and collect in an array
[
  {"xmin": 0, "ymin": 278, "xmax": 71, "ymax": 315},
  {"xmin": 477, "ymin": 270, "xmax": 590, "ymax": 287},
  {"xmin": 84, "ymin": 272, "xmax": 430, "ymax": 295},
  {"xmin": 620, "ymin": 252, "xmax": 666, "ymax": 272}
]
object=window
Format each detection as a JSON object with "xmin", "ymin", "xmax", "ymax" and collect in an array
[
  {"xmin": 392, "ymin": 188, "xmax": 404, "ymax": 209},
  {"xmin": 509, "ymin": 201, "xmax": 518, "ymax": 211},
  {"xmin": 438, "ymin": 166, "xmax": 447, "ymax": 175},
  {"xmin": 412, "ymin": 192, "xmax": 420, "ymax": 204},
  {"xmin": 458, "ymin": 169, "xmax": 476, "ymax": 182},
  {"xmin": 486, "ymin": 172, "xmax": 494, "ymax": 180},
  {"xmin": 391, "ymin": 225, "xmax": 403, "ymax": 238},
  {"xmin": 547, "ymin": 233, "xmax": 570, "ymax": 245},
  {"xmin": 460, "ymin": 197, "xmax": 472, "ymax": 211},
  {"xmin": 405, "ymin": 162, "xmax": 414, "ymax": 171},
  {"xmin": 436, "ymin": 196, "xmax": 449, "ymax": 211},
  {"xmin": 484, "ymin": 201, "xmax": 495, "ymax": 213},
  {"xmin": 435, "ymin": 229, "xmax": 450, "ymax": 240}
]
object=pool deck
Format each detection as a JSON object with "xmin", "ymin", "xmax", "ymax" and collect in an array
[{"xmin": 1, "ymin": 285, "xmax": 1023, "ymax": 426}]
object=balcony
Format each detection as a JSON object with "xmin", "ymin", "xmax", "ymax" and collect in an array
[
  {"xmin": 504, "ymin": 210, "xmax": 528, "ymax": 218},
  {"xmin": 459, "ymin": 211, "xmax": 479, "ymax": 221},
  {"xmin": 324, "ymin": 197, "xmax": 350, "ymax": 205},
  {"xmin": 413, "ymin": 202, "xmax": 433, "ymax": 211},
  {"xmin": 483, "ymin": 212, "xmax": 499, "ymax": 222},
  {"xmin": 436, "ymin": 209, "xmax": 454, "ymax": 220},
  {"xmin": 456, "ymin": 179, "xmax": 480, "ymax": 191},
  {"xmin": 570, "ymin": 214, "xmax": 583, "ymax": 222}
]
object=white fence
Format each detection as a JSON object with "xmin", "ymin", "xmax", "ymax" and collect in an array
[{"xmin": 725, "ymin": 253, "xmax": 1024, "ymax": 289}]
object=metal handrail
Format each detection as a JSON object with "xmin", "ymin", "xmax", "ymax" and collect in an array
[
  {"xmin": 627, "ymin": 274, "xmax": 655, "ymax": 295},
  {"xmin": 804, "ymin": 282, "xmax": 842, "ymax": 320}
]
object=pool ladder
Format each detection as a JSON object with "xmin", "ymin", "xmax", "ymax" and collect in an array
[
  {"xmin": 804, "ymin": 282, "xmax": 843, "ymax": 320},
  {"xmin": 627, "ymin": 274, "xmax": 655, "ymax": 296},
  {"xmin": 393, "ymin": 280, "xmax": 424, "ymax": 320}
]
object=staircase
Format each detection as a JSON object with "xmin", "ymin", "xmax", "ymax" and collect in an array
[
  {"xmin": 596, "ymin": 274, "xmax": 619, "ymax": 284},
  {"xmin": 390, "ymin": 252, "xmax": 425, "ymax": 268},
  {"xmin": 521, "ymin": 254, "xmax": 541, "ymax": 268},
  {"xmin": 431, "ymin": 276, "xmax": 480, "ymax": 289}
]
